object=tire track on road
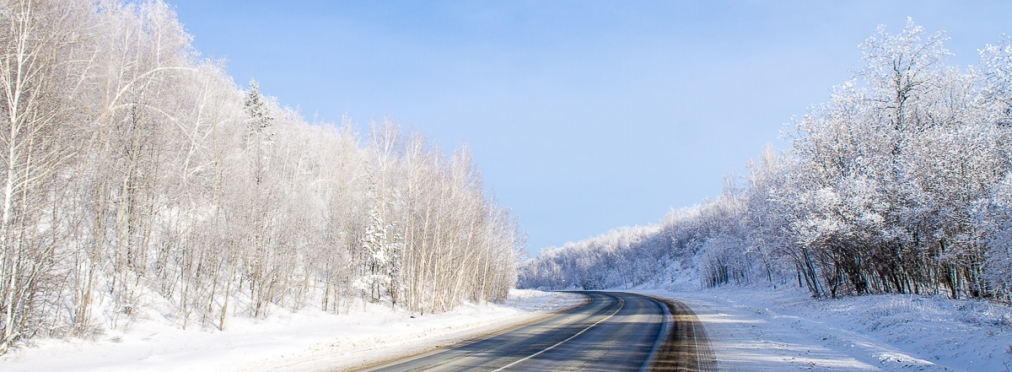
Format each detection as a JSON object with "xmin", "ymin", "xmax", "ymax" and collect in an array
[{"xmin": 646, "ymin": 296, "xmax": 717, "ymax": 372}]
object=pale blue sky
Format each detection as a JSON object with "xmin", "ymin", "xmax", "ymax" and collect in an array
[{"xmin": 168, "ymin": 1, "xmax": 1011, "ymax": 256}]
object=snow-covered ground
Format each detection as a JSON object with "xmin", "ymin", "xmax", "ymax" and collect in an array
[
  {"xmin": 638, "ymin": 286, "xmax": 1012, "ymax": 371},
  {"xmin": 0, "ymin": 290, "xmax": 583, "ymax": 372},
  {"xmin": 5, "ymin": 285, "xmax": 1008, "ymax": 371}
]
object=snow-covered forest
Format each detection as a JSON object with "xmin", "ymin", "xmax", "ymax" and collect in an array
[
  {"xmin": 521, "ymin": 20, "xmax": 1012, "ymax": 304},
  {"xmin": 0, "ymin": 0, "xmax": 522, "ymax": 354}
]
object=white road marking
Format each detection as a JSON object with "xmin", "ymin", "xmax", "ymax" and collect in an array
[{"xmin": 492, "ymin": 296, "xmax": 626, "ymax": 371}]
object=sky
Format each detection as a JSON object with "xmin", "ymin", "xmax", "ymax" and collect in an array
[{"xmin": 167, "ymin": 0, "xmax": 1012, "ymax": 256}]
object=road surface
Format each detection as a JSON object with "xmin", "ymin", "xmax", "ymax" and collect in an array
[{"xmin": 362, "ymin": 291, "xmax": 715, "ymax": 371}]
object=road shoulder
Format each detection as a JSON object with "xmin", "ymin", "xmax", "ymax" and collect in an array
[
  {"xmin": 635, "ymin": 286, "xmax": 1012, "ymax": 371},
  {"xmin": 640, "ymin": 294, "xmax": 717, "ymax": 372},
  {"xmin": 262, "ymin": 291, "xmax": 589, "ymax": 372}
]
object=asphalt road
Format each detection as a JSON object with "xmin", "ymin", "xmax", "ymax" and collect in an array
[{"xmin": 362, "ymin": 291, "xmax": 715, "ymax": 372}]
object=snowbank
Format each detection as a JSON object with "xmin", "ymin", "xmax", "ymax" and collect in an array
[
  {"xmin": 638, "ymin": 286, "xmax": 1012, "ymax": 371},
  {"xmin": 0, "ymin": 289, "xmax": 582, "ymax": 372}
]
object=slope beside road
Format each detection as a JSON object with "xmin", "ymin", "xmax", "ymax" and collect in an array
[
  {"xmin": 638, "ymin": 286, "xmax": 1012, "ymax": 371},
  {"xmin": 0, "ymin": 290, "xmax": 583, "ymax": 372}
]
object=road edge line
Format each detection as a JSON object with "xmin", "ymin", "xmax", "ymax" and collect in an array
[{"xmin": 639, "ymin": 295, "xmax": 672, "ymax": 372}]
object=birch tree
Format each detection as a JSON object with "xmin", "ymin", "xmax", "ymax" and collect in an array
[{"xmin": 0, "ymin": 0, "xmax": 94, "ymax": 352}]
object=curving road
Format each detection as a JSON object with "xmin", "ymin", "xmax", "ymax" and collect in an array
[{"xmin": 362, "ymin": 291, "xmax": 715, "ymax": 372}]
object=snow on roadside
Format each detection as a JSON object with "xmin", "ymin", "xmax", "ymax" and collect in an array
[
  {"xmin": 638, "ymin": 286, "xmax": 1012, "ymax": 371},
  {"xmin": 0, "ymin": 289, "xmax": 582, "ymax": 372}
]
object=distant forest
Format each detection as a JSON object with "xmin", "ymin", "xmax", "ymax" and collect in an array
[
  {"xmin": 522, "ymin": 20, "xmax": 1012, "ymax": 305},
  {"xmin": 0, "ymin": 0, "xmax": 522, "ymax": 353}
]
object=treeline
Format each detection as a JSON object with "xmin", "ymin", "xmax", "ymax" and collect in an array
[
  {"xmin": 0, "ymin": 0, "xmax": 521, "ymax": 353},
  {"xmin": 518, "ymin": 225, "xmax": 677, "ymax": 290},
  {"xmin": 521, "ymin": 20, "xmax": 1012, "ymax": 304}
]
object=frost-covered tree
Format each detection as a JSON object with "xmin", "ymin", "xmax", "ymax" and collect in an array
[
  {"xmin": 244, "ymin": 78, "xmax": 273, "ymax": 135},
  {"xmin": 358, "ymin": 206, "xmax": 402, "ymax": 304},
  {"xmin": 0, "ymin": 0, "xmax": 524, "ymax": 353}
]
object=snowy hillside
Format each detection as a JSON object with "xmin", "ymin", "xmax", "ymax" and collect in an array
[
  {"xmin": 520, "ymin": 20, "xmax": 1012, "ymax": 370},
  {"xmin": 523, "ymin": 21, "xmax": 1012, "ymax": 302},
  {"xmin": 0, "ymin": 0, "xmax": 522, "ymax": 355}
]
